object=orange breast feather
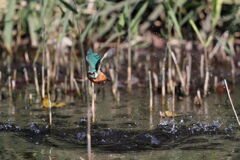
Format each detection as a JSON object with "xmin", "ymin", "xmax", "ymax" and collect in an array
[{"xmin": 90, "ymin": 71, "xmax": 107, "ymax": 84}]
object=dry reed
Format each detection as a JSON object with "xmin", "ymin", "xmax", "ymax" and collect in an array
[
  {"xmin": 224, "ymin": 79, "xmax": 240, "ymax": 126},
  {"xmin": 148, "ymin": 70, "xmax": 153, "ymax": 110}
]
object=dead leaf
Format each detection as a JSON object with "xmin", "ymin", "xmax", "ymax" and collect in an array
[
  {"xmin": 42, "ymin": 96, "xmax": 66, "ymax": 108},
  {"xmin": 159, "ymin": 110, "xmax": 177, "ymax": 118},
  {"xmin": 165, "ymin": 111, "xmax": 176, "ymax": 117}
]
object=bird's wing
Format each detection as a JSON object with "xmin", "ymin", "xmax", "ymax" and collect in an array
[
  {"xmin": 97, "ymin": 48, "xmax": 115, "ymax": 72},
  {"xmin": 86, "ymin": 48, "xmax": 102, "ymax": 72}
]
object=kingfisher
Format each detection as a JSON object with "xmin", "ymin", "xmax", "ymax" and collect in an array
[{"xmin": 86, "ymin": 48, "xmax": 108, "ymax": 84}]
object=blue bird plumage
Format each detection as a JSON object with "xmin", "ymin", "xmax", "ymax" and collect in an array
[
  {"xmin": 86, "ymin": 48, "xmax": 102, "ymax": 79},
  {"xmin": 86, "ymin": 48, "xmax": 110, "ymax": 84}
]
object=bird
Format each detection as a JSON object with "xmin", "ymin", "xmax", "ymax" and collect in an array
[{"xmin": 86, "ymin": 48, "xmax": 108, "ymax": 84}]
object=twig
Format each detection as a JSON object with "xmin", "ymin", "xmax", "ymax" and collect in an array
[{"xmin": 224, "ymin": 79, "xmax": 240, "ymax": 126}]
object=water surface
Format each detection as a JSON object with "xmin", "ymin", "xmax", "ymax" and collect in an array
[{"xmin": 0, "ymin": 84, "xmax": 240, "ymax": 159}]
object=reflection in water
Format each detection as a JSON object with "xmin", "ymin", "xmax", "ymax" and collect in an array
[
  {"xmin": 0, "ymin": 85, "xmax": 240, "ymax": 159},
  {"xmin": 48, "ymin": 148, "xmax": 52, "ymax": 160},
  {"xmin": 149, "ymin": 109, "xmax": 153, "ymax": 130},
  {"xmin": 88, "ymin": 83, "xmax": 93, "ymax": 160},
  {"xmin": 8, "ymin": 100, "xmax": 15, "ymax": 117}
]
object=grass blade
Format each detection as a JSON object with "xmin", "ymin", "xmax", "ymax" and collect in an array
[
  {"xmin": 96, "ymin": 15, "xmax": 117, "ymax": 38},
  {"xmin": 28, "ymin": 14, "xmax": 39, "ymax": 47},
  {"xmin": 205, "ymin": 35, "xmax": 213, "ymax": 48},
  {"xmin": 189, "ymin": 19, "xmax": 205, "ymax": 46},
  {"xmin": 3, "ymin": 0, "xmax": 16, "ymax": 53},
  {"xmin": 164, "ymin": 1, "xmax": 183, "ymax": 39},
  {"xmin": 212, "ymin": 0, "xmax": 223, "ymax": 28},
  {"xmin": 130, "ymin": 1, "xmax": 149, "ymax": 30},
  {"xmin": 59, "ymin": 0, "xmax": 78, "ymax": 14},
  {"xmin": 80, "ymin": 15, "xmax": 98, "ymax": 42},
  {"xmin": 58, "ymin": 11, "xmax": 70, "ymax": 41},
  {"xmin": 168, "ymin": 9, "xmax": 183, "ymax": 39}
]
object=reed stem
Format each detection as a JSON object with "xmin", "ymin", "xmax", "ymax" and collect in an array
[
  {"xmin": 186, "ymin": 54, "xmax": 192, "ymax": 96},
  {"xmin": 153, "ymin": 72, "xmax": 158, "ymax": 90},
  {"xmin": 91, "ymin": 82, "xmax": 96, "ymax": 123},
  {"xmin": 204, "ymin": 70, "xmax": 209, "ymax": 96},
  {"xmin": 23, "ymin": 68, "xmax": 29, "ymax": 84},
  {"xmin": 8, "ymin": 76, "xmax": 12, "ymax": 98},
  {"xmin": 48, "ymin": 94, "xmax": 52, "ymax": 126},
  {"xmin": 87, "ymin": 97, "xmax": 92, "ymax": 160},
  {"xmin": 167, "ymin": 47, "xmax": 172, "ymax": 95},
  {"xmin": 73, "ymin": 78, "xmax": 81, "ymax": 96},
  {"xmin": 127, "ymin": 0, "xmax": 132, "ymax": 92},
  {"xmin": 214, "ymin": 76, "xmax": 218, "ymax": 91},
  {"xmin": 224, "ymin": 79, "xmax": 240, "ymax": 126},
  {"xmin": 148, "ymin": 71, "xmax": 153, "ymax": 110},
  {"xmin": 231, "ymin": 58, "xmax": 235, "ymax": 84},
  {"xmin": 41, "ymin": 66, "xmax": 45, "ymax": 98},
  {"xmin": 197, "ymin": 89, "xmax": 203, "ymax": 106},
  {"xmin": 34, "ymin": 66, "xmax": 40, "ymax": 96},
  {"xmin": 161, "ymin": 60, "xmax": 166, "ymax": 99},
  {"xmin": 200, "ymin": 54, "xmax": 204, "ymax": 78},
  {"xmin": 12, "ymin": 69, "xmax": 16, "ymax": 90},
  {"xmin": 168, "ymin": 45, "xmax": 185, "ymax": 93},
  {"xmin": 46, "ymin": 49, "xmax": 51, "ymax": 94}
]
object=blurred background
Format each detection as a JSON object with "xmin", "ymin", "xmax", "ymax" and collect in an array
[
  {"xmin": 0, "ymin": 0, "xmax": 239, "ymax": 95},
  {"xmin": 0, "ymin": 1, "xmax": 240, "ymax": 159}
]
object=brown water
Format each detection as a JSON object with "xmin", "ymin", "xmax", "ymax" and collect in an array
[{"xmin": 0, "ymin": 84, "xmax": 240, "ymax": 160}]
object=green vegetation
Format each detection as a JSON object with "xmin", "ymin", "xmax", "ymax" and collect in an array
[
  {"xmin": 0, "ymin": 0, "xmax": 238, "ymax": 51},
  {"xmin": 0, "ymin": 1, "xmax": 240, "ymax": 158},
  {"xmin": 0, "ymin": 0, "xmax": 239, "ymax": 99}
]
